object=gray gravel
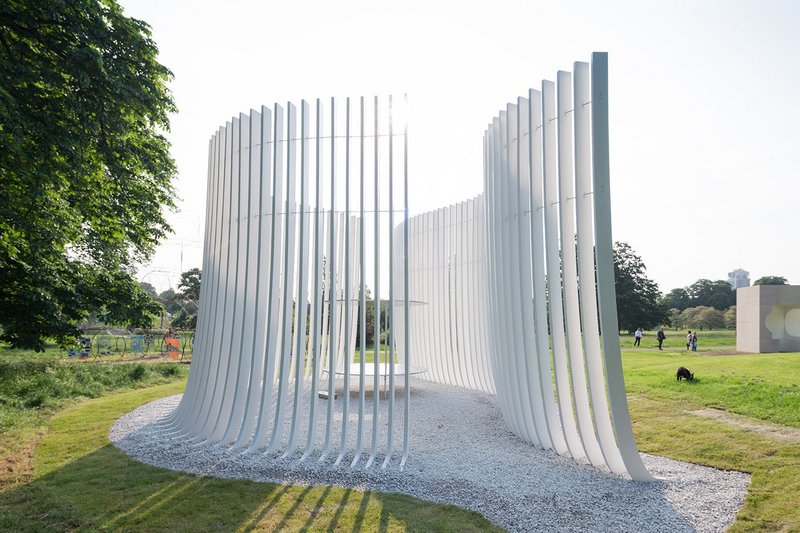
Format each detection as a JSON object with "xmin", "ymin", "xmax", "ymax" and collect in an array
[{"xmin": 110, "ymin": 380, "xmax": 749, "ymax": 532}]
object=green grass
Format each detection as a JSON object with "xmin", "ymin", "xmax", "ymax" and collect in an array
[
  {"xmin": 628, "ymin": 393, "xmax": 800, "ymax": 532},
  {"xmin": 620, "ymin": 328, "xmax": 737, "ymax": 349},
  {"xmin": 3, "ymin": 343, "xmax": 800, "ymax": 531},
  {"xmin": 623, "ymin": 350, "xmax": 800, "ymax": 428},
  {"xmin": 0, "ymin": 358, "xmax": 188, "ymax": 435},
  {"xmin": 1, "ymin": 334, "xmax": 195, "ymax": 362},
  {"xmin": 624, "ymin": 349, "xmax": 800, "ymax": 531},
  {"xmin": 1, "ymin": 383, "xmax": 500, "ymax": 532},
  {"xmin": 0, "ymin": 344, "xmax": 66, "ymax": 362},
  {"xmin": 354, "ymin": 344, "xmax": 396, "ymax": 364}
]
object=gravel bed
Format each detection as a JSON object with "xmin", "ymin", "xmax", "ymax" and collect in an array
[{"xmin": 111, "ymin": 380, "xmax": 749, "ymax": 532}]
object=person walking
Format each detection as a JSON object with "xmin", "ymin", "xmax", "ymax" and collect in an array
[
  {"xmin": 634, "ymin": 327, "xmax": 643, "ymax": 347},
  {"xmin": 657, "ymin": 328, "xmax": 666, "ymax": 350},
  {"xmin": 686, "ymin": 331, "xmax": 692, "ymax": 350},
  {"xmin": 691, "ymin": 331, "xmax": 698, "ymax": 352}
]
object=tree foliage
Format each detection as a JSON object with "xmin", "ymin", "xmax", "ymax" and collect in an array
[
  {"xmin": 754, "ymin": 276, "xmax": 788, "ymax": 286},
  {"xmin": 678, "ymin": 306, "xmax": 725, "ymax": 330},
  {"xmin": 686, "ymin": 279, "xmax": 736, "ymax": 310},
  {"xmin": 177, "ymin": 268, "xmax": 201, "ymax": 303},
  {"xmin": 139, "ymin": 282, "xmax": 158, "ymax": 298},
  {"xmin": 668, "ymin": 308, "xmax": 684, "ymax": 329},
  {"xmin": 0, "ymin": 0, "xmax": 176, "ymax": 349},
  {"xmin": 724, "ymin": 306, "xmax": 736, "ymax": 329},
  {"xmin": 171, "ymin": 268, "xmax": 201, "ymax": 328},
  {"xmin": 613, "ymin": 242, "xmax": 669, "ymax": 333},
  {"xmin": 355, "ymin": 286, "xmax": 375, "ymax": 347},
  {"xmin": 157, "ymin": 289, "xmax": 180, "ymax": 315},
  {"xmin": 662, "ymin": 278, "xmax": 736, "ymax": 311},
  {"xmin": 662, "ymin": 288, "xmax": 691, "ymax": 311}
]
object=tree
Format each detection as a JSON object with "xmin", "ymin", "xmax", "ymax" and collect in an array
[
  {"xmin": 669, "ymin": 308, "xmax": 685, "ymax": 329},
  {"xmin": 0, "ymin": 1, "xmax": 176, "ymax": 349},
  {"xmin": 754, "ymin": 276, "xmax": 788, "ymax": 286},
  {"xmin": 172, "ymin": 268, "xmax": 201, "ymax": 328},
  {"xmin": 170, "ymin": 309, "xmax": 196, "ymax": 329},
  {"xmin": 696, "ymin": 307, "xmax": 725, "ymax": 330},
  {"xmin": 686, "ymin": 279, "xmax": 736, "ymax": 310},
  {"xmin": 680, "ymin": 306, "xmax": 724, "ymax": 330},
  {"xmin": 678, "ymin": 307, "xmax": 701, "ymax": 329},
  {"xmin": 157, "ymin": 289, "xmax": 181, "ymax": 315},
  {"xmin": 662, "ymin": 288, "xmax": 692, "ymax": 311},
  {"xmin": 177, "ymin": 268, "xmax": 202, "ymax": 303},
  {"xmin": 139, "ymin": 282, "xmax": 158, "ymax": 298},
  {"xmin": 355, "ymin": 286, "xmax": 376, "ymax": 348},
  {"xmin": 724, "ymin": 306, "xmax": 736, "ymax": 329},
  {"xmin": 613, "ymin": 242, "xmax": 669, "ymax": 333}
]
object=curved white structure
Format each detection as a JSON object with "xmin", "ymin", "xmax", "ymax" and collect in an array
[
  {"xmin": 160, "ymin": 53, "xmax": 652, "ymax": 480},
  {"xmin": 410, "ymin": 54, "xmax": 650, "ymax": 480}
]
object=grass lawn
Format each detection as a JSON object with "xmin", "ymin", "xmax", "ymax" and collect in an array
[
  {"xmin": 624, "ymin": 350, "xmax": 800, "ymax": 428},
  {"xmin": 0, "ymin": 356, "xmax": 188, "ymax": 435},
  {"xmin": 621, "ymin": 328, "xmax": 737, "ymax": 350},
  {"xmin": 2, "ymin": 339, "xmax": 800, "ymax": 531},
  {"xmin": 0, "ymin": 338, "xmax": 195, "ymax": 364},
  {"xmin": 0, "ymin": 356, "xmax": 498, "ymax": 531},
  {"xmin": 623, "ymin": 348, "xmax": 800, "ymax": 532}
]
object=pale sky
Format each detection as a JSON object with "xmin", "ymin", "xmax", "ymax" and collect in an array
[{"xmin": 122, "ymin": 0, "xmax": 800, "ymax": 295}]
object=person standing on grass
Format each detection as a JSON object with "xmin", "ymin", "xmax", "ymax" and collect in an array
[
  {"xmin": 657, "ymin": 328, "xmax": 666, "ymax": 350},
  {"xmin": 634, "ymin": 327, "xmax": 643, "ymax": 347},
  {"xmin": 691, "ymin": 331, "xmax": 698, "ymax": 352},
  {"xmin": 686, "ymin": 331, "xmax": 692, "ymax": 350}
]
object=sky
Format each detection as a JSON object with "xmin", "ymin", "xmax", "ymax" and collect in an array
[{"xmin": 121, "ymin": 0, "xmax": 800, "ymax": 295}]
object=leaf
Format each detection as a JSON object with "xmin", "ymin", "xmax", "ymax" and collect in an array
[{"xmin": 0, "ymin": 0, "xmax": 175, "ymax": 349}]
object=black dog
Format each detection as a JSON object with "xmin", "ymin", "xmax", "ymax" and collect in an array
[{"xmin": 676, "ymin": 367, "xmax": 694, "ymax": 381}]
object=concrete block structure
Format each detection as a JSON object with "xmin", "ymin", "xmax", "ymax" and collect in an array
[{"xmin": 737, "ymin": 285, "xmax": 800, "ymax": 353}]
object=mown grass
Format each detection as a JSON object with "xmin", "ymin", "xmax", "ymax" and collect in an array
[
  {"xmin": 1, "ymin": 382, "xmax": 500, "ymax": 532},
  {"xmin": 623, "ymin": 350, "xmax": 800, "ymax": 428},
  {"xmin": 624, "ymin": 349, "xmax": 800, "ymax": 531},
  {"xmin": 3, "ymin": 340, "xmax": 800, "ymax": 531},
  {"xmin": 628, "ymin": 393, "xmax": 800, "ymax": 532},
  {"xmin": 0, "ymin": 356, "xmax": 191, "ymax": 530},
  {"xmin": 620, "ymin": 328, "xmax": 737, "ymax": 349},
  {"xmin": 354, "ymin": 344, "xmax": 396, "ymax": 364}
]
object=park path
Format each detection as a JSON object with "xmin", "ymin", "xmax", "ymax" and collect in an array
[{"xmin": 687, "ymin": 408, "xmax": 800, "ymax": 444}]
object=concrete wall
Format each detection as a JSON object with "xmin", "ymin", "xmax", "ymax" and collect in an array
[{"xmin": 736, "ymin": 285, "xmax": 800, "ymax": 353}]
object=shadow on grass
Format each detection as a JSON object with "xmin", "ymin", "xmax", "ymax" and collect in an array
[
  {"xmin": 628, "ymin": 394, "xmax": 800, "ymax": 532},
  {"xmin": 1, "ymin": 444, "xmax": 497, "ymax": 532},
  {"xmin": 0, "ymin": 386, "xmax": 499, "ymax": 532}
]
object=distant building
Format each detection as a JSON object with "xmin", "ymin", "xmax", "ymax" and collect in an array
[{"xmin": 728, "ymin": 268, "xmax": 750, "ymax": 289}]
